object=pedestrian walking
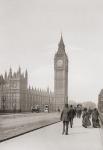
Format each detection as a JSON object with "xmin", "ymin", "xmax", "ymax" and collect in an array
[
  {"xmin": 88, "ymin": 108, "xmax": 92, "ymax": 118},
  {"xmin": 92, "ymin": 108, "xmax": 100, "ymax": 128},
  {"xmin": 82, "ymin": 108, "xmax": 91, "ymax": 128},
  {"xmin": 76, "ymin": 105, "xmax": 82, "ymax": 118},
  {"xmin": 74, "ymin": 107, "xmax": 77, "ymax": 118},
  {"xmin": 57, "ymin": 107, "xmax": 60, "ymax": 112},
  {"xmin": 60, "ymin": 104, "xmax": 70, "ymax": 135},
  {"xmin": 68, "ymin": 105, "xmax": 76, "ymax": 128}
]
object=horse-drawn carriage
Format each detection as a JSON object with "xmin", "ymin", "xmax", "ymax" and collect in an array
[{"xmin": 31, "ymin": 105, "xmax": 40, "ymax": 113}]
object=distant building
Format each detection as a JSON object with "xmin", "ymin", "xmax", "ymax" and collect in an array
[
  {"xmin": 0, "ymin": 67, "xmax": 55, "ymax": 112},
  {"xmin": 54, "ymin": 34, "xmax": 68, "ymax": 111},
  {"xmin": 98, "ymin": 89, "xmax": 103, "ymax": 112}
]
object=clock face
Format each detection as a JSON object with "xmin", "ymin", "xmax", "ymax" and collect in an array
[{"xmin": 57, "ymin": 59, "xmax": 63, "ymax": 67}]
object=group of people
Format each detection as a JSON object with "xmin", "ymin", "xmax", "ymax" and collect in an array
[
  {"xmin": 60, "ymin": 104, "xmax": 100, "ymax": 135},
  {"xmin": 82, "ymin": 107, "xmax": 100, "ymax": 128}
]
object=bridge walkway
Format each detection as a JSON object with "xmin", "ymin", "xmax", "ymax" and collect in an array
[{"xmin": 0, "ymin": 118, "xmax": 103, "ymax": 150}]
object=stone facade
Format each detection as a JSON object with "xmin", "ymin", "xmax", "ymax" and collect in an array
[
  {"xmin": 54, "ymin": 35, "xmax": 68, "ymax": 111},
  {"xmin": 0, "ymin": 35, "xmax": 68, "ymax": 113},
  {"xmin": 0, "ymin": 67, "xmax": 55, "ymax": 112},
  {"xmin": 98, "ymin": 89, "xmax": 103, "ymax": 113}
]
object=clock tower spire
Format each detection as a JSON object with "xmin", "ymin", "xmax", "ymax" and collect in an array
[
  {"xmin": 54, "ymin": 35, "xmax": 68, "ymax": 111},
  {"xmin": 58, "ymin": 33, "xmax": 65, "ymax": 54}
]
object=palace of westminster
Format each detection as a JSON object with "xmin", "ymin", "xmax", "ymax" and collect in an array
[
  {"xmin": 0, "ymin": 35, "xmax": 102, "ymax": 113},
  {"xmin": 0, "ymin": 35, "xmax": 68, "ymax": 113}
]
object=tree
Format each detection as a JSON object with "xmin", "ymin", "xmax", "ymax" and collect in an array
[{"xmin": 82, "ymin": 101, "xmax": 96, "ymax": 109}]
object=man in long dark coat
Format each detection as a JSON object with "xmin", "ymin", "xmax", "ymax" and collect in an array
[
  {"xmin": 60, "ymin": 104, "xmax": 70, "ymax": 135},
  {"xmin": 68, "ymin": 105, "xmax": 76, "ymax": 128}
]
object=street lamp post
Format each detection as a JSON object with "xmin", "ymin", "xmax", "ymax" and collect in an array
[
  {"xmin": 2, "ymin": 96, "xmax": 6, "ymax": 112},
  {"xmin": 13, "ymin": 101, "xmax": 16, "ymax": 113},
  {"xmin": 0, "ymin": 75, "xmax": 6, "ymax": 113},
  {"xmin": 49, "ymin": 97, "xmax": 50, "ymax": 113}
]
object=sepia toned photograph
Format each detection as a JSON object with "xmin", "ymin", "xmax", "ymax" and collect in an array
[{"xmin": 0, "ymin": 0, "xmax": 103, "ymax": 150}]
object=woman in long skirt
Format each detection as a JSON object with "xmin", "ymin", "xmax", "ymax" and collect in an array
[
  {"xmin": 92, "ymin": 108, "xmax": 100, "ymax": 128},
  {"xmin": 82, "ymin": 108, "xmax": 91, "ymax": 128}
]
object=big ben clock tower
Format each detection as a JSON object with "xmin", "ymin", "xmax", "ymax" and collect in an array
[{"xmin": 54, "ymin": 34, "xmax": 68, "ymax": 110}]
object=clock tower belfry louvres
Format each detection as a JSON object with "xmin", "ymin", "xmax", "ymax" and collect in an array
[{"xmin": 54, "ymin": 34, "xmax": 68, "ymax": 111}]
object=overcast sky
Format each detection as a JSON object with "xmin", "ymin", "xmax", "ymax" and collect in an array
[{"xmin": 0, "ymin": 0, "xmax": 103, "ymax": 103}]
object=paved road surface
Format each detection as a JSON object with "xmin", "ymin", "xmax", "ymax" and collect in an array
[
  {"xmin": 0, "ymin": 112, "xmax": 60, "ymax": 141},
  {"xmin": 0, "ymin": 118, "xmax": 103, "ymax": 150},
  {"xmin": 0, "ymin": 113, "xmax": 59, "ymax": 128}
]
